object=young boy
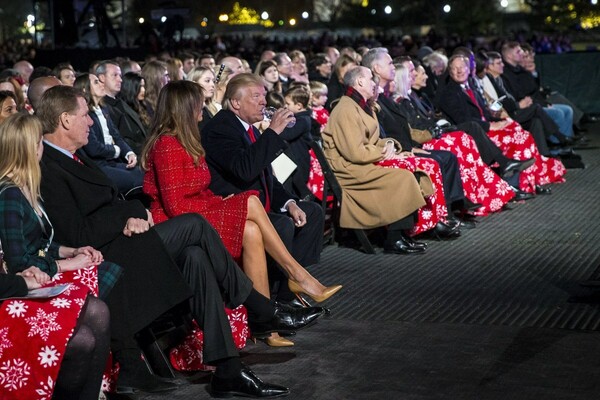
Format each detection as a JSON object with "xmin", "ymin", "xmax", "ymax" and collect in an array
[{"xmin": 281, "ymin": 86, "xmax": 314, "ymax": 199}]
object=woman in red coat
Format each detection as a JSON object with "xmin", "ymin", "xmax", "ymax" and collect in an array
[{"xmin": 141, "ymin": 81, "xmax": 341, "ymax": 345}]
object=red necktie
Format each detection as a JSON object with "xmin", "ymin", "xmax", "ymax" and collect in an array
[
  {"xmin": 72, "ymin": 154, "xmax": 84, "ymax": 165},
  {"xmin": 247, "ymin": 126, "xmax": 271, "ymax": 212},
  {"xmin": 464, "ymin": 86, "xmax": 485, "ymax": 121},
  {"xmin": 247, "ymin": 126, "xmax": 257, "ymax": 143}
]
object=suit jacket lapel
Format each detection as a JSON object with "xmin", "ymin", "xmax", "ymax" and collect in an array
[{"xmin": 43, "ymin": 143, "xmax": 118, "ymax": 192}]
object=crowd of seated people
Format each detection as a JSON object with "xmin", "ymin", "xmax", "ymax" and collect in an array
[{"xmin": 0, "ymin": 36, "xmax": 594, "ymax": 398}]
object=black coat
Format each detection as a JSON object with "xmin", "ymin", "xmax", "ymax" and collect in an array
[
  {"xmin": 40, "ymin": 143, "xmax": 192, "ymax": 340},
  {"xmin": 104, "ymin": 96, "xmax": 148, "ymax": 155},
  {"xmin": 0, "ymin": 274, "xmax": 28, "ymax": 299},
  {"xmin": 500, "ymin": 61, "xmax": 547, "ymax": 105},
  {"xmin": 376, "ymin": 94, "xmax": 417, "ymax": 151},
  {"xmin": 437, "ymin": 79, "xmax": 494, "ymax": 132},
  {"xmin": 201, "ymin": 109, "xmax": 298, "ymax": 211}
]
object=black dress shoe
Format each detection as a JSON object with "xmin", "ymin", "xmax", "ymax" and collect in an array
[
  {"xmin": 510, "ymin": 187, "xmax": 535, "ymax": 201},
  {"xmin": 276, "ymin": 296, "xmax": 312, "ymax": 309},
  {"xmin": 275, "ymin": 300, "xmax": 330, "ymax": 316},
  {"xmin": 403, "ymin": 234, "xmax": 428, "ymax": 250},
  {"xmin": 462, "ymin": 198, "xmax": 483, "ymax": 212},
  {"xmin": 210, "ymin": 364, "xmax": 290, "ymax": 398},
  {"xmin": 384, "ymin": 235, "xmax": 427, "ymax": 254},
  {"xmin": 500, "ymin": 158, "xmax": 535, "ymax": 179},
  {"xmin": 250, "ymin": 305, "xmax": 324, "ymax": 337},
  {"xmin": 535, "ymin": 185, "xmax": 552, "ymax": 195},
  {"xmin": 431, "ymin": 221, "xmax": 461, "ymax": 240},
  {"xmin": 448, "ymin": 215, "xmax": 476, "ymax": 229}
]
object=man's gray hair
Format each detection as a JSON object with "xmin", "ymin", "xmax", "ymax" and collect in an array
[
  {"xmin": 361, "ymin": 47, "xmax": 389, "ymax": 70},
  {"xmin": 343, "ymin": 66, "xmax": 366, "ymax": 88},
  {"xmin": 95, "ymin": 60, "xmax": 120, "ymax": 76}
]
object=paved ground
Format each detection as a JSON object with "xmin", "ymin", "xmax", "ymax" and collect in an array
[{"xmin": 121, "ymin": 124, "xmax": 600, "ymax": 400}]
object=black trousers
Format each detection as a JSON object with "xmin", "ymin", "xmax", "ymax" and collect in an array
[
  {"xmin": 418, "ymin": 150, "xmax": 465, "ymax": 209},
  {"xmin": 267, "ymin": 201, "xmax": 324, "ymax": 297},
  {"xmin": 268, "ymin": 201, "xmax": 324, "ymax": 267},
  {"xmin": 153, "ymin": 213, "xmax": 253, "ymax": 363}
]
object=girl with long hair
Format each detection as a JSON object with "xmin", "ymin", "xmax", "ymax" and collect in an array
[{"xmin": 0, "ymin": 113, "xmax": 117, "ymax": 399}]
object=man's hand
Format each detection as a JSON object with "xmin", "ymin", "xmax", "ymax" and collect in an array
[
  {"xmin": 146, "ymin": 210, "xmax": 155, "ymax": 227},
  {"xmin": 413, "ymin": 148, "xmax": 431, "ymax": 155},
  {"xmin": 18, "ymin": 266, "xmax": 51, "ymax": 286},
  {"xmin": 123, "ymin": 217, "xmax": 151, "ymax": 236},
  {"xmin": 490, "ymin": 120, "xmax": 509, "ymax": 130},
  {"xmin": 287, "ymin": 202, "xmax": 307, "ymax": 227},
  {"xmin": 518, "ymin": 97, "xmax": 533, "ymax": 108},
  {"xmin": 268, "ymin": 108, "xmax": 295, "ymax": 134},
  {"xmin": 126, "ymin": 153, "xmax": 137, "ymax": 169}
]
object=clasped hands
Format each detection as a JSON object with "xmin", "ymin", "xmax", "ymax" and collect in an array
[{"xmin": 381, "ymin": 142, "xmax": 430, "ymax": 160}]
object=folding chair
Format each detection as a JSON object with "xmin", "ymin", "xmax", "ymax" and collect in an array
[{"xmin": 309, "ymin": 140, "xmax": 377, "ymax": 254}]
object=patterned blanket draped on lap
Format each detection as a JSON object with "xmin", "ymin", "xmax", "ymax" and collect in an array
[
  {"xmin": 0, "ymin": 268, "xmax": 97, "ymax": 400},
  {"xmin": 486, "ymin": 120, "xmax": 566, "ymax": 192},
  {"xmin": 422, "ymin": 131, "xmax": 515, "ymax": 215},
  {"xmin": 376, "ymin": 157, "xmax": 446, "ymax": 235},
  {"xmin": 170, "ymin": 305, "xmax": 248, "ymax": 372},
  {"xmin": 308, "ymin": 151, "xmax": 446, "ymax": 234}
]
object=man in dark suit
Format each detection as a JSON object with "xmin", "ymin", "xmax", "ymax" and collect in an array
[
  {"xmin": 437, "ymin": 55, "xmax": 540, "ymax": 199},
  {"xmin": 274, "ymin": 53, "xmax": 294, "ymax": 93},
  {"xmin": 37, "ymin": 85, "xmax": 322, "ymax": 398},
  {"xmin": 96, "ymin": 60, "xmax": 148, "ymax": 155},
  {"xmin": 483, "ymin": 51, "xmax": 561, "ymax": 156},
  {"xmin": 202, "ymin": 73, "xmax": 325, "ymax": 307},
  {"xmin": 82, "ymin": 104, "xmax": 143, "ymax": 192}
]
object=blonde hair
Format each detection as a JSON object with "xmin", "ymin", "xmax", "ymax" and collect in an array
[
  {"xmin": 223, "ymin": 73, "xmax": 264, "ymax": 110},
  {"xmin": 141, "ymin": 80, "xmax": 205, "ymax": 169},
  {"xmin": 309, "ymin": 81, "xmax": 327, "ymax": 97},
  {"xmin": 187, "ymin": 67, "xmax": 219, "ymax": 117},
  {"xmin": 0, "ymin": 113, "xmax": 44, "ymax": 212}
]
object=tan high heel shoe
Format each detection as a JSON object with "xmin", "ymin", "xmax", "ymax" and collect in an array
[
  {"xmin": 264, "ymin": 336, "xmax": 294, "ymax": 347},
  {"xmin": 288, "ymin": 280, "xmax": 342, "ymax": 303},
  {"xmin": 251, "ymin": 335, "xmax": 294, "ymax": 347}
]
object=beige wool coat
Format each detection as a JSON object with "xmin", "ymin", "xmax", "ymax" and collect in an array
[{"xmin": 322, "ymin": 96, "xmax": 433, "ymax": 229}]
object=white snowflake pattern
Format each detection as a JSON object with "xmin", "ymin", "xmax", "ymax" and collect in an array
[
  {"xmin": 489, "ymin": 198, "xmax": 504, "ymax": 211},
  {"xmin": 74, "ymin": 267, "xmax": 97, "ymax": 291},
  {"xmin": 6, "ymin": 300, "xmax": 28, "ymax": 318},
  {"xmin": 523, "ymin": 148, "xmax": 533, "ymax": 159},
  {"xmin": 38, "ymin": 345, "xmax": 61, "ymax": 368},
  {"xmin": 35, "ymin": 375, "xmax": 54, "ymax": 398},
  {"xmin": 552, "ymin": 162, "xmax": 565, "ymax": 176},
  {"xmin": 74, "ymin": 297, "xmax": 86, "ymax": 307},
  {"xmin": 26, "ymin": 309, "xmax": 61, "ymax": 341},
  {"xmin": 420, "ymin": 209, "xmax": 433, "ymax": 221},
  {"xmin": 496, "ymin": 181, "xmax": 511, "ymax": 196},
  {"xmin": 512, "ymin": 130, "xmax": 528, "ymax": 144},
  {"xmin": 0, "ymin": 358, "xmax": 30, "ymax": 391},
  {"xmin": 0, "ymin": 328, "xmax": 12, "ymax": 358},
  {"xmin": 477, "ymin": 186, "xmax": 490, "ymax": 200},
  {"xmin": 50, "ymin": 297, "xmax": 71, "ymax": 309}
]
